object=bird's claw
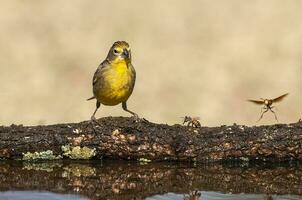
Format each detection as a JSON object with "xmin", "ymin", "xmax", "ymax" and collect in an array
[
  {"xmin": 91, "ymin": 115, "xmax": 97, "ymax": 121},
  {"xmin": 90, "ymin": 116, "xmax": 101, "ymax": 126},
  {"xmin": 132, "ymin": 114, "xmax": 140, "ymax": 122},
  {"xmin": 131, "ymin": 113, "xmax": 148, "ymax": 123}
]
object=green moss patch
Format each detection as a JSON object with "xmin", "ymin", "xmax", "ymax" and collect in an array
[
  {"xmin": 61, "ymin": 145, "xmax": 96, "ymax": 159},
  {"xmin": 22, "ymin": 150, "xmax": 62, "ymax": 161}
]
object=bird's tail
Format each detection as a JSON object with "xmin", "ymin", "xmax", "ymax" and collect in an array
[{"xmin": 87, "ymin": 96, "xmax": 95, "ymax": 101}]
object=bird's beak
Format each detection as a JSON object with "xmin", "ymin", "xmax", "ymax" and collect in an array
[{"xmin": 123, "ymin": 49, "xmax": 129, "ymax": 58}]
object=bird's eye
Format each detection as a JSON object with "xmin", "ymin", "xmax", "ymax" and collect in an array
[{"xmin": 113, "ymin": 49, "xmax": 119, "ymax": 54}]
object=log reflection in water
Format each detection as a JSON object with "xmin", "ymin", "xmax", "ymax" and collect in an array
[{"xmin": 0, "ymin": 161, "xmax": 301, "ymax": 200}]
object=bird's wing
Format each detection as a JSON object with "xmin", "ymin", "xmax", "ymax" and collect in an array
[
  {"xmin": 92, "ymin": 68, "xmax": 99, "ymax": 86},
  {"xmin": 247, "ymin": 99, "xmax": 264, "ymax": 105},
  {"xmin": 91, "ymin": 60, "xmax": 110, "ymax": 98},
  {"xmin": 128, "ymin": 62, "xmax": 136, "ymax": 88},
  {"xmin": 92, "ymin": 60, "xmax": 108, "ymax": 86},
  {"xmin": 272, "ymin": 93, "xmax": 289, "ymax": 103},
  {"xmin": 86, "ymin": 65, "xmax": 102, "ymax": 100}
]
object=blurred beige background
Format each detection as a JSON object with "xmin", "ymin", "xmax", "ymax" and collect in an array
[{"xmin": 0, "ymin": 0, "xmax": 301, "ymax": 126}]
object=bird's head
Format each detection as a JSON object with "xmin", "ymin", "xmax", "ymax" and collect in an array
[{"xmin": 107, "ymin": 41, "xmax": 131, "ymax": 63}]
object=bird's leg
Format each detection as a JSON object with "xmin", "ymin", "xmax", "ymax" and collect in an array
[
  {"xmin": 91, "ymin": 101, "xmax": 101, "ymax": 121},
  {"xmin": 89, "ymin": 101, "xmax": 102, "ymax": 127},
  {"xmin": 84, "ymin": 101, "xmax": 101, "ymax": 130},
  {"xmin": 257, "ymin": 107, "xmax": 269, "ymax": 122},
  {"xmin": 187, "ymin": 121, "xmax": 192, "ymax": 127},
  {"xmin": 269, "ymin": 107, "xmax": 278, "ymax": 122},
  {"xmin": 122, "ymin": 102, "xmax": 139, "ymax": 121}
]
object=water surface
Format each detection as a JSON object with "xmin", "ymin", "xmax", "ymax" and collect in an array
[{"xmin": 0, "ymin": 160, "xmax": 301, "ymax": 199}]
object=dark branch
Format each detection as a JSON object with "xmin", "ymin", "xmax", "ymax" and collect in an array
[{"xmin": 0, "ymin": 117, "xmax": 301, "ymax": 163}]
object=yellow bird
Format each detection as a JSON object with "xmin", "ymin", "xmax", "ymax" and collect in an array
[{"xmin": 87, "ymin": 41, "xmax": 138, "ymax": 120}]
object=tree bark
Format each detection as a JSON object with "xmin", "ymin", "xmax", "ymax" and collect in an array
[{"xmin": 0, "ymin": 117, "xmax": 301, "ymax": 163}]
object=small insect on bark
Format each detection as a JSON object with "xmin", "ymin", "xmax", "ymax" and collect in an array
[
  {"xmin": 182, "ymin": 116, "xmax": 201, "ymax": 128},
  {"xmin": 248, "ymin": 93, "xmax": 289, "ymax": 122}
]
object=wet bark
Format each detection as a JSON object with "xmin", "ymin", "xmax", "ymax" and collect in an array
[{"xmin": 0, "ymin": 117, "xmax": 302, "ymax": 163}]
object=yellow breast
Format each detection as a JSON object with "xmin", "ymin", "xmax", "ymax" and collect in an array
[{"xmin": 96, "ymin": 60, "xmax": 135, "ymax": 105}]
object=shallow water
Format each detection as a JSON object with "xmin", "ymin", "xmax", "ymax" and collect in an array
[
  {"xmin": 147, "ymin": 192, "xmax": 302, "ymax": 200},
  {"xmin": 0, "ymin": 160, "xmax": 301, "ymax": 200},
  {"xmin": 0, "ymin": 191, "xmax": 88, "ymax": 200}
]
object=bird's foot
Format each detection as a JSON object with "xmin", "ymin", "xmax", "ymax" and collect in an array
[
  {"xmin": 131, "ymin": 114, "xmax": 150, "ymax": 123},
  {"xmin": 131, "ymin": 113, "xmax": 140, "ymax": 122},
  {"xmin": 90, "ymin": 116, "xmax": 101, "ymax": 126},
  {"xmin": 83, "ymin": 116, "xmax": 102, "ymax": 134},
  {"xmin": 83, "ymin": 117, "xmax": 99, "ymax": 130},
  {"xmin": 91, "ymin": 115, "xmax": 96, "ymax": 121}
]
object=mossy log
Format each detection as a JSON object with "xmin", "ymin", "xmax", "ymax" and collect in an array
[{"xmin": 0, "ymin": 117, "xmax": 302, "ymax": 163}]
